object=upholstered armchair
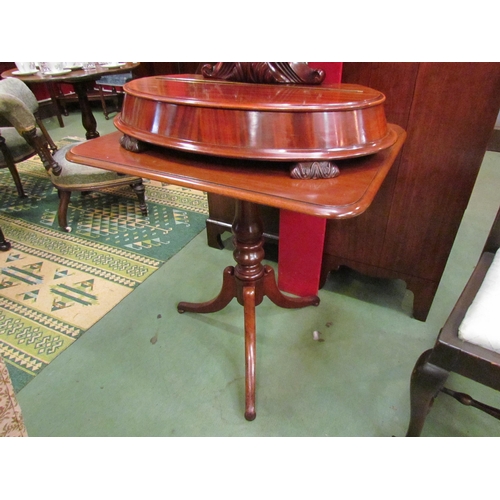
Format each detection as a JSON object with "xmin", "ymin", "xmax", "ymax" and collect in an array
[
  {"xmin": 0, "ymin": 77, "xmax": 147, "ymax": 232},
  {"xmin": 0, "ymin": 76, "xmax": 58, "ymax": 197}
]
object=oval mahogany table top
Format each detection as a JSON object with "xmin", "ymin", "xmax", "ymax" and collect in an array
[
  {"xmin": 68, "ymin": 124, "xmax": 406, "ymax": 219},
  {"xmin": 115, "ymin": 75, "xmax": 398, "ymax": 162}
]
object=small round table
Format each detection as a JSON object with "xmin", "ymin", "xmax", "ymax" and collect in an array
[{"xmin": 1, "ymin": 62, "xmax": 140, "ymax": 139}]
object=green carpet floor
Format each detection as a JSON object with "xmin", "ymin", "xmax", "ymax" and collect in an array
[
  {"xmin": 4, "ymin": 107, "xmax": 500, "ymax": 437},
  {"xmin": 15, "ymin": 151, "xmax": 500, "ymax": 437},
  {"xmin": 0, "ymin": 148, "xmax": 208, "ymax": 392}
]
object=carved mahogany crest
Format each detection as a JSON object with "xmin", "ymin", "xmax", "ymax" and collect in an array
[{"xmin": 201, "ymin": 62, "xmax": 325, "ymax": 85}]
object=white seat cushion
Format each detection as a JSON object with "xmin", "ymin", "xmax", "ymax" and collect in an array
[{"xmin": 459, "ymin": 249, "xmax": 500, "ymax": 353}]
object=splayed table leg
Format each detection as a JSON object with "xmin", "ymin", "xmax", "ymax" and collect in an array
[{"xmin": 178, "ymin": 199, "xmax": 319, "ymax": 420}]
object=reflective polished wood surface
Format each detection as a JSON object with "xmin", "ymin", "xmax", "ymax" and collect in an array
[
  {"xmin": 114, "ymin": 75, "xmax": 397, "ymax": 161},
  {"xmin": 68, "ymin": 125, "xmax": 405, "ymax": 218}
]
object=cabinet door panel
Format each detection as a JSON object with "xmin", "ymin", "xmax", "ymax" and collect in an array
[
  {"xmin": 380, "ymin": 63, "xmax": 500, "ymax": 280},
  {"xmin": 324, "ymin": 63, "xmax": 419, "ymax": 267}
]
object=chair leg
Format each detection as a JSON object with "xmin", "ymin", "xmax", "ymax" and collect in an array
[
  {"xmin": 36, "ymin": 114, "xmax": 58, "ymax": 154},
  {"xmin": 112, "ymin": 86, "xmax": 120, "ymax": 114},
  {"xmin": 57, "ymin": 190, "xmax": 72, "ymax": 232},
  {"xmin": 7, "ymin": 164, "xmax": 26, "ymax": 198},
  {"xmin": 21, "ymin": 128, "xmax": 61, "ymax": 174},
  {"xmin": 406, "ymin": 349, "xmax": 450, "ymax": 437},
  {"xmin": 0, "ymin": 134, "xmax": 26, "ymax": 198},
  {"xmin": 98, "ymin": 86, "xmax": 110, "ymax": 120},
  {"xmin": 131, "ymin": 180, "xmax": 148, "ymax": 216},
  {"xmin": 0, "ymin": 227, "xmax": 11, "ymax": 251},
  {"xmin": 47, "ymin": 82, "xmax": 66, "ymax": 127}
]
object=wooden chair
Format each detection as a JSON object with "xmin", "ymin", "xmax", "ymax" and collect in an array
[
  {"xmin": 406, "ymin": 205, "xmax": 500, "ymax": 436},
  {"xmin": 0, "ymin": 77, "xmax": 147, "ymax": 232}
]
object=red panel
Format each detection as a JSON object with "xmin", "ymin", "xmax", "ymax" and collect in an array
[
  {"xmin": 278, "ymin": 211, "xmax": 327, "ymax": 296},
  {"xmin": 277, "ymin": 63, "xmax": 343, "ymax": 296},
  {"xmin": 309, "ymin": 62, "xmax": 343, "ymax": 84}
]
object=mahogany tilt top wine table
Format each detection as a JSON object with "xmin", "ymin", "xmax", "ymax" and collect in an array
[{"xmin": 68, "ymin": 127, "xmax": 405, "ymax": 420}]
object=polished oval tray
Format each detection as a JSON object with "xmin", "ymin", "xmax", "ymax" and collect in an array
[{"xmin": 115, "ymin": 74, "xmax": 397, "ymax": 161}]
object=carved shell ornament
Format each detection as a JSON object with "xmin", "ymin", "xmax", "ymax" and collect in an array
[{"xmin": 290, "ymin": 161, "xmax": 340, "ymax": 180}]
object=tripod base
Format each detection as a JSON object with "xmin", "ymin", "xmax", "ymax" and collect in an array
[{"xmin": 178, "ymin": 200, "xmax": 319, "ymax": 420}]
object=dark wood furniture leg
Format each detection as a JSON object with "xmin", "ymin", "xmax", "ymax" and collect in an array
[
  {"xmin": 73, "ymin": 82, "xmax": 99, "ymax": 140},
  {"xmin": 0, "ymin": 133, "xmax": 26, "ymax": 198},
  {"xmin": 57, "ymin": 180, "xmax": 148, "ymax": 232},
  {"xmin": 205, "ymin": 218, "xmax": 227, "ymax": 249},
  {"xmin": 46, "ymin": 82, "xmax": 66, "ymax": 127},
  {"xmin": 406, "ymin": 350, "xmax": 449, "ymax": 436},
  {"xmin": 57, "ymin": 190, "xmax": 72, "ymax": 231},
  {"xmin": 130, "ymin": 180, "xmax": 148, "ymax": 216},
  {"xmin": 178, "ymin": 200, "xmax": 320, "ymax": 420},
  {"xmin": 0, "ymin": 227, "xmax": 11, "ymax": 251},
  {"xmin": 98, "ymin": 86, "xmax": 110, "ymax": 120},
  {"xmin": 406, "ymin": 279, "xmax": 439, "ymax": 322}
]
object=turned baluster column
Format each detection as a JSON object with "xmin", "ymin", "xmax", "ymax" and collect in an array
[{"xmin": 232, "ymin": 201, "xmax": 266, "ymax": 301}]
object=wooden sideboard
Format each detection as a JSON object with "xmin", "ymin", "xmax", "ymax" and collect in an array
[{"xmin": 205, "ymin": 63, "xmax": 500, "ymax": 321}]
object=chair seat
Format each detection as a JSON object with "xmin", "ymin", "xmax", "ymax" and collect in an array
[
  {"xmin": 51, "ymin": 143, "xmax": 142, "ymax": 189},
  {"xmin": 459, "ymin": 248, "xmax": 500, "ymax": 353},
  {"xmin": 0, "ymin": 126, "xmax": 35, "ymax": 165}
]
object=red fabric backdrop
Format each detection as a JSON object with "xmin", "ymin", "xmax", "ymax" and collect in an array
[{"xmin": 277, "ymin": 63, "xmax": 343, "ymax": 297}]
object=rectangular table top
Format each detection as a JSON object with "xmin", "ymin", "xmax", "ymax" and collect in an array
[{"xmin": 67, "ymin": 125, "xmax": 405, "ymax": 219}]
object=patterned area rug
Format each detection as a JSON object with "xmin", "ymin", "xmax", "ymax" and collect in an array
[{"xmin": 0, "ymin": 141, "xmax": 208, "ymax": 392}]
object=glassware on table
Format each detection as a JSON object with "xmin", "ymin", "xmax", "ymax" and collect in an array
[
  {"xmin": 83, "ymin": 62, "xmax": 97, "ymax": 71},
  {"xmin": 14, "ymin": 62, "xmax": 36, "ymax": 74},
  {"xmin": 64, "ymin": 62, "xmax": 83, "ymax": 70},
  {"xmin": 39, "ymin": 62, "xmax": 65, "ymax": 74}
]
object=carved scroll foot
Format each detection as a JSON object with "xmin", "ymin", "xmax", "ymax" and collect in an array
[
  {"xmin": 290, "ymin": 161, "xmax": 340, "ymax": 179},
  {"xmin": 120, "ymin": 134, "xmax": 149, "ymax": 153}
]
